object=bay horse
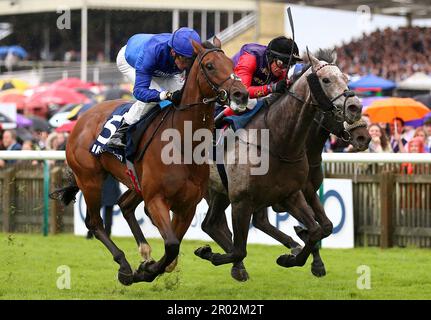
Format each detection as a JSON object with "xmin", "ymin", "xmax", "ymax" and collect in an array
[
  {"xmin": 50, "ymin": 38, "xmax": 249, "ymax": 285},
  {"xmin": 193, "ymin": 50, "xmax": 364, "ymax": 280}
]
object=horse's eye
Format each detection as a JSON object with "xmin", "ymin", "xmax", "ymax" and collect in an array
[
  {"xmin": 322, "ymin": 78, "xmax": 331, "ymax": 84},
  {"xmin": 206, "ymin": 63, "xmax": 214, "ymax": 70}
]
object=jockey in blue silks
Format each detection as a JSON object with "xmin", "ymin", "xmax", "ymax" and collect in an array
[{"xmin": 107, "ymin": 27, "xmax": 202, "ymax": 148}]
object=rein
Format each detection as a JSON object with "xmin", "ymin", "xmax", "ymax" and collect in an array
[{"xmin": 174, "ymin": 48, "xmax": 242, "ymax": 111}]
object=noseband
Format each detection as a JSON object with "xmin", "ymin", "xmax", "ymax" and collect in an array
[{"xmin": 306, "ymin": 63, "xmax": 356, "ymax": 122}]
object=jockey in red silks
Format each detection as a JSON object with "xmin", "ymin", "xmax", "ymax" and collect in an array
[
  {"xmin": 107, "ymin": 27, "xmax": 201, "ymax": 148},
  {"xmin": 215, "ymin": 36, "xmax": 302, "ymax": 127}
]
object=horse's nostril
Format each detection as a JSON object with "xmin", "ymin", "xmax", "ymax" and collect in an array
[
  {"xmin": 348, "ymin": 104, "xmax": 360, "ymax": 114},
  {"xmin": 233, "ymin": 91, "xmax": 243, "ymax": 99}
]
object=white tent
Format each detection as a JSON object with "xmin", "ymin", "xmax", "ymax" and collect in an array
[{"xmin": 397, "ymin": 72, "xmax": 431, "ymax": 91}]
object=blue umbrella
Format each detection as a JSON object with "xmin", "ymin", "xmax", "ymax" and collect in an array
[
  {"xmin": 0, "ymin": 45, "xmax": 28, "ymax": 58},
  {"xmin": 349, "ymin": 74, "xmax": 396, "ymax": 90}
]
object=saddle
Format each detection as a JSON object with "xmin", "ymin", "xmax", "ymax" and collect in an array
[{"xmin": 90, "ymin": 101, "xmax": 172, "ymax": 193}]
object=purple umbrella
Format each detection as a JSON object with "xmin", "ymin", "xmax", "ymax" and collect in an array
[
  {"xmin": 405, "ymin": 111, "xmax": 431, "ymax": 128},
  {"xmin": 361, "ymin": 96, "xmax": 388, "ymax": 109},
  {"xmin": 16, "ymin": 114, "xmax": 32, "ymax": 128}
]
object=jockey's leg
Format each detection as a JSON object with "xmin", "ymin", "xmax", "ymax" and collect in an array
[{"xmin": 116, "ymin": 46, "xmax": 136, "ymax": 83}]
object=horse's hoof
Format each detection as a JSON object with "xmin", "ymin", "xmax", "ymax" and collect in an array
[
  {"xmin": 194, "ymin": 245, "xmax": 213, "ymax": 260},
  {"xmin": 137, "ymin": 259, "xmax": 156, "ymax": 274},
  {"xmin": 291, "ymin": 246, "xmax": 303, "ymax": 256},
  {"xmin": 231, "ymin": 266, "xmax": 249, "ymax": 282},
  {"xmin": 311, "ymin": 261, "xmax": 326, "ymax": 277},
  {"xmin": 118, "ymin": 270, "xmax": 134, "ymax": 286},
  {"xmin": 276, "ymin": 254, "xmax": 297, "ymax": 268}
]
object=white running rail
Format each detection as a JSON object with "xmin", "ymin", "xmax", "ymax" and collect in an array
[{"xmin": 1, "ymin": 151, "xmax": 431, "ymax": 163}]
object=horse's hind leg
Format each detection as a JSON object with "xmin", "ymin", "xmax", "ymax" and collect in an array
[
  {"xmin": 133, "ymin": 197, "xmax": 179, "ymax": 283},
  {"xmin": 301, "ymin": 190, "xmax": 334, "ymax": 277},
  {"xmin": 276, "ymin": 191, "xmax": 323, "ymax": 269},
  {"xmin": 79, "ymin": 178, "xmax": 134, "ymax": 286},
  {"xmin": 117, "ymin": 189, "xmax": 154, "ymax": 263},
  {"xmin": 252, "ymin": 207, "xmax": 302, "ymax": 254}
]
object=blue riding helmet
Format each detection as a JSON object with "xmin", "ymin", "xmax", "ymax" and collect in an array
[{"xmin": 168, "ymin": 27, "xmax": 201, "ymax": 58}]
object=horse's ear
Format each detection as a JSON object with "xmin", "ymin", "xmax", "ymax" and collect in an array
[
  {"xmin": 213, "ymin": 36, "xmax": 222, "ymax": 49},
  {"xmin": 307, "ymin": 47, "xmax": 320, "ymax": 70},
  {"xmin": 331, "ymin": 50, "xmax": 338, "ymax": 63},
  {"xmin": 192, "ymin": 39, "xmax": 204, "ymax": 55}
]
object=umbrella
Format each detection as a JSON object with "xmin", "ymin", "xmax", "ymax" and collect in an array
[
  {"xmin": 27, "ymin": 115, "xmax": 51, "ymax": 132},
  {"xmin": 366, "ymin": 97, "xmax": 430, "ymax": 123},
  {"xmin": 102, "ymin": 88, "xmax": 132, "ymax": 101},
  {"xmin": 26, "ymin": 87, "xmax": 90, "ymax": 107},
  {"xmin": 0, "ymin": 79, "xmax": 29, "ymax": 91},
  {"xmin": 361, "ymin": 96, "xmax": 388, "ymax": 109},
  {"xmin": 16, "ymin": 127, "xmax": 33, "ymax": 142},
  {"xmin": 66, "ymin": 102, "xmax": 96, "ymax": 120},
  {"xmin": 405, "ymin": 111, "xmax": 431, "ymax": 128},
  {"xmin": 414, "ymin": 94, "xmax": 431, "ymax": 108},
  {"xmin": 0, "ymin": 91, "xmax": 27, "ymax": 110},
  {"xmin": 349, "ymin": 74, "xmax": 396, "ymax": 90},
  {"xmin": 0, "ymin": 45, "xmax": 28, "ymax": 58},
  {"xmin": 51, "ymin": 78, "xmax": 94, "ymax": 89},
  {"xmin": 16, "ymin": 114, "xmax": 32, "ymax": 128},
  {"xmin": 55, "ymin": 120, "xmax": 77, "ymax": 133}
]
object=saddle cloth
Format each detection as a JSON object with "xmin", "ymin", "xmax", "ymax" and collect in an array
[{"xmin": 90, "ymin": 100, "xmax": 172, "ymax": 163}]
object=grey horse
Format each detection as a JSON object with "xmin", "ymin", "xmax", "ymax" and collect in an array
[{"xmin": 194, "ymin": 50, "xmax": 364, "ymax": 281}]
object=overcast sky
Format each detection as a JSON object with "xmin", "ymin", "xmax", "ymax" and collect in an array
[{"xmin": 285, "ymin": 4, "xmax": 431, "ymax": 53}]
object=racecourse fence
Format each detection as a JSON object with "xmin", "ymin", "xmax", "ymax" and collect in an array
[{"xmin": 0, "ymin": 151, "xmax": 431, "ymax": 248}]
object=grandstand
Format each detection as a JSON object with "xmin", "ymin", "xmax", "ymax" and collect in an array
[{"xmin": 0, "ymin": 0, "xmax": 288, "ymax": 82}]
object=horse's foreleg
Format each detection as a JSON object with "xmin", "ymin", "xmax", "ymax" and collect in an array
[
  {"xmin": 133, "ymin": 197, "xmax": 178, "ymax": 283},
  {"xmin": 163, "ymin": 204, "xmax": 198, "ymax": 273},
  {"xmin": 117, "ymin": 189, "xmax": 154, "ymax": 263},
  {"xmin": 81, "ymin": 184, "xmax": 134, "ymax": 286},
  {"xmin": 208, "ymin": 200, "xmax": 253, "ymax": 267},
  {"xmin": 276, "ymin": 191, "xmax": 323, "ymax": 269},
  {"xmin": 195, "ymin": 192, "xmax": 249, "ymax": 282},
  {"xmin": 252, "ymin": 207, "xmax": 302, "ymax": 254}
]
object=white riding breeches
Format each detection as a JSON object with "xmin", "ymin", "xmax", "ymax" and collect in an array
[{"xmin": 116, "ymin": 45, "xmax": 185, "ymax": 125}]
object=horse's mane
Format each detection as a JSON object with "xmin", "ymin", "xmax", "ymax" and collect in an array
[{"xmin": 290, "ymin": 48, "xmax": 337, "ymax": 85}]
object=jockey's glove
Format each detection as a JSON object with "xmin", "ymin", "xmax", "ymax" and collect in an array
[
  {"xmin": 166, "ymin": 90, "xmax": 182, "ymax": 106},
  {"xmin": 271, "ymin": 79, "xmax": 290, "ymax": 94}
]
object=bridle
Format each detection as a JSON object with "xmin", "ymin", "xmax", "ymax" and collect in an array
[
  {"xmin": 314, "ymin": 110, "xmax": 368, "ymax": 144},
  {"xmin": 305, "ymin": 62, "xmax": 356, "ymax": 122},
  {"xmin": 175, "ymin": 47, "xmax": 242, "ymax": 110}
]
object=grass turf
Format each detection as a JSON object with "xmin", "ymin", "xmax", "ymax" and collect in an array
[{"xmin": 1, "ymin": 233, "xmax": 431, "ymax": 300}]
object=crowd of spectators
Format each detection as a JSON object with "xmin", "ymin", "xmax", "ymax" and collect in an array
[
  {"xmin": 0, "ymin": 124, "xmax": 68, "ymax": 168},
  {"xmin": 327, "ymin": 117, "xmax": 431, "ymax": 155},
  {"xmin": 336, "ymin": 26, "xmax": 431, "ymax": 82}
]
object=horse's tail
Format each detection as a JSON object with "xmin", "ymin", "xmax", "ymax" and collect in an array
[{"xmin": 49, "ymin": 167, "xmax": 80, "ymax": 206}]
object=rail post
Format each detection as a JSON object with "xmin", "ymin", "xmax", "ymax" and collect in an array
[
  {"xmin": 2, "ymin": 167, "xmax": 15, "ymax": 233},
  {"xmin": 380, "ymin": 170, "xmax": 394, "ymax": 248}
]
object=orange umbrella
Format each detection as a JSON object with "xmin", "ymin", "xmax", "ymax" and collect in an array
[{"xmin": 366, "ymin": 97, "xmax": 430, "ymax": 123}]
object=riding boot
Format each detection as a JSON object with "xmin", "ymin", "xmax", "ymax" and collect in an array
[{"xmin": 106, "ymin": 120, "xmax": 130, "ymax": 149}]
